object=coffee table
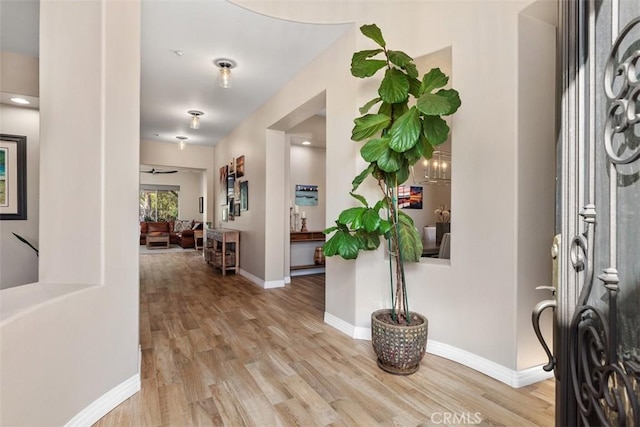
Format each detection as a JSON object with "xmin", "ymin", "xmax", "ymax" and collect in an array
[{"xmin": 146, "ymin": 234, "xmax": 170, "ymax": 249}]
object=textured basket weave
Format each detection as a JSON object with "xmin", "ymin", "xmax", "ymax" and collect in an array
[{"xmin": 371, "ymin": 309, "xmax": 428, "ymax": 375}]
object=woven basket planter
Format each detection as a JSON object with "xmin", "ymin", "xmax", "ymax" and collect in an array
[{"xmin": 371, "ymin": 309, "xmax": 429, "ymax": 375}]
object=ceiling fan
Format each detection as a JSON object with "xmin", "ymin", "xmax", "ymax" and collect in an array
[{"xmin": 141, "ymin": 168, "xmax": 178, "ymax": 175}]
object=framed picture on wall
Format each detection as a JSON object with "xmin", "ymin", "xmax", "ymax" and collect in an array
[
  {"xmin": 228, "ymin": 198, "xmax": 235, "ymax": 221},
  {"xmin": 219, "ymin": 165, "xmax": 228, "ymax": 205},
  {"xmin": 234, "ymin": 202, "xmax": 240, "ymax": 217},
  {"xmin": 228, "ymin": 158, "xmax": 235, "ymax": 175},
  {"xmin": 235, "ymin": 155, "xmax": 245, "ymax": 178},
  {"xmin": 222, "ymin": 206, "xmax": 228, "ymax": 222},
  {"xmin": 227, "ymin": 174, "xmax": 235, "ymax": 204},
  {"xmin": 198, "ymin": 196, "xmax": 204, "ymax": 214},
  {"xmin": 240, "ymin": 180, "xmax": 248, "ymax": 211},
  {"xmin": 0, "ymin": 134, "xmax": 27, "ymax": 220}
]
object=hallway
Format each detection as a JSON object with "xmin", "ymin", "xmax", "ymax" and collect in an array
[{"xmin": 95, "ymin": 252, "xmax": 554, "ymax": 426}]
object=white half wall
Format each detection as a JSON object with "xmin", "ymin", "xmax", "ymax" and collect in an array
[{"xmin": 1, "ymin": 1, "xmax": 141, "ymax": 425}]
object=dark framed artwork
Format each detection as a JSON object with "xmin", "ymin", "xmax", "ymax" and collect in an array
[
  {"xmin": 398, "ymin": 185, "xmax": 423, "ymax": 209},
  {"xmin": 227, "ymin": 174, "xmax": 235, "ymax": 204},
  {"xmin": 198, "ymin": 196, "xmax": 204, "ymax": 213},
  {"xmin": 235, "ymin": 155, "xmax": 245, "ymax": 178},
  {"xmin": 240, "ymin": 180, "xmax": 248, "ymax": 211},
  {"xmin": 219, "ymin": 165, "xmax": 228, "ymax": 205},
  {"xmin": 228, "ymin": 198, "xmax": 235, "ymax": 221},
  {"xmin": 0, "ymin": 134, "xmax": 27, "ymax": 220},
  {"xmin": 233, "ymin": 202, "xmax": 240, "ymax": 217}
]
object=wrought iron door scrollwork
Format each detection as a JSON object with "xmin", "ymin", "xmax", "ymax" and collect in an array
[
  {"xmin": 570, "ymin": 305, "xmax": 640, "ymax": 426},
  {"xmin": 604, "ymin": 17, "xmax": 640, "ymax": 166}
]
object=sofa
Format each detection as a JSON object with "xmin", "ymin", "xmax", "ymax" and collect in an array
[{"xmin": 139, "ymin": 220, "xmax": 203, "ymax": 249}]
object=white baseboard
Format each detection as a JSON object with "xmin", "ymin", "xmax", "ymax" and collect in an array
[
  {"xmin": 324, "ymin": 312, "xmax": 370, "ymax": 340},
  {"xmin": 239, "ymin": 269, "xmax": 285, "ymax": 289},
  {"xmin": 65, "ymin": 348, "xmax": 141, "ymax": 426},
  {"xmin": 284, "ymin": 276, "xmax": 291, "ymax": 284},
  {"xmin": 290, "ymin": 267, "xmax": 325, "ymax": 277},
  {"xmin": 323, "ymin": 312, "xmax": 554, "ymax": 388}
]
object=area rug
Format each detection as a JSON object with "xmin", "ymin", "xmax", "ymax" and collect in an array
[{"xmin": 139, "ymin": 244, "xmax": 196, "ymax": 255}]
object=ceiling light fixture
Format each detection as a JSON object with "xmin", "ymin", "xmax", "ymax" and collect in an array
[
  {"xmin": 188, "ymin": 110, "xmax": 204, "ymax": 129},
  {"xmin": 214, "ymin": 59, "xmax": 236, "ymax": 89},
  {"xmin": 176, "ymin": 135, "xmax": 188, "ymax": 150},
  {"xmin": 10, "ymin": 97, "xmax": 30, "ymax": 105},
  {"xmin": 302, "ymin": 141, "xmax": 311, "ymax": 146}
]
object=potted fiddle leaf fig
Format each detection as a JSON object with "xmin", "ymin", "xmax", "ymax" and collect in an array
[{"xmin": 323, "ymin": 24, "xmax": 460, "ymax": 375}]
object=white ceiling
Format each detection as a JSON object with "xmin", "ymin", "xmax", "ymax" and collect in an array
[{"xmin": 0, "ymin": 0, "xmax": 350, "ymax": 147}]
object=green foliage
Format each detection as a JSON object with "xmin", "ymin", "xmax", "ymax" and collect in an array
[{"xmin": 323, "ymin": 23, "xmax": 461, "ymax": 322}]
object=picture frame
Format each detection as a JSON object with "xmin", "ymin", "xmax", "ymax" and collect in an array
[
  {"xmin": 240, "ymin": 180, "xmax": 248, "ymax": 211},
  {"xmin": 227, "ymin": 174, "xmax": 235, "ymax": 204},
  {"xmin": 198, "ymin": 196, "xmax": 204, "ymax": 214},
  {"xmin": 219, "ymin": 165, "xmax": 228, "ymax": 205},
  {"xmin": 228, "ymin": 158, "xmax": 235, "ymax": 175},
  {"xmin": 235, "ymin": 155, "xmax": 245, "ymax": 178},
  {"xmin": 233, "ymin": 202, "xmax": 240, "ymax": 217},
  {"xmin": 295, "ymin": 184, "xmax": 318, "ymax": 206},
  {"xmin": 0, "ymin": 134, "xmax": 27, "ymax": 220},
  {"xmin": 228, "ymin": 198, "xmax": 235, "ymax": 221}
]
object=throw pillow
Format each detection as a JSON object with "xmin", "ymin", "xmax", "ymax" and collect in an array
[{"xmin": 173, "ymin": 220, "xmax": 192, "ymax": 233}]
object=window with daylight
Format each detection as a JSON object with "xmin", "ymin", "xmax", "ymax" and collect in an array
[{"xmin": 139, "ymin": 185, "xmax": 179, "ymax": 222}]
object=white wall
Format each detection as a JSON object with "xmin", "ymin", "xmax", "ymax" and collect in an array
[
  {"xmin": 0, "ymin": 104, "xmax": 40, "ymax": 289},
  {"xmin": 140, "ymin": 169, "xmax": 204, "ymax": 221},
  {"xmin": 140, "ymin": 140, "xmax": 214, "ymax": 225},
  {"xmin": 290, "ymin": 144, "xmax": 326, "ymax": 267},
  {"xmin": 290, "ymin": 145, "xmax": 326, "ymax": 232},
  {"xmin": 516, "ymin": 4, "xmax": 556, "ymax": 370},
  {"xmin": 229, "ymin": 0, "xmax": 556, "ymax": 378},
  {"xmin": 1, "ymin": 2, "xmax": 141, "ymax": 425}
]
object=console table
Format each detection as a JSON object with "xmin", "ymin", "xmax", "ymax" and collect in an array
[
  {"xmin": 290, "ymin": 231, "xmax": 325, "ymax": 271},
  {"xmin": 205, "ymin": 229, "xmax": 240, "ymax": 275}
]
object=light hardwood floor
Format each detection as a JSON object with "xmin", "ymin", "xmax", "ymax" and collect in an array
[{"xmin": 95, "ymin": 251, "xmax": 555, "ymax": 426}]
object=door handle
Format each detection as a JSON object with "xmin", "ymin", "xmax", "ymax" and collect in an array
[
  {"xmin": 532, "ymin": 292, "xmax": 556, "ymax": 371},
  {"xmin": 531, "ymin": 234, "xmax": 561, "ymax": 373}
]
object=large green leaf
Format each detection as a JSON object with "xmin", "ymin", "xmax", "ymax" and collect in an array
[
  {"xmin": 436, "ymin": 89, "xmax": 462, "ymax": 115},
  {"xmin": 362, "ymin": 209, "xmax": 382, "ymax": 232},
  {"xmin": 379, "ymin": 219, "xmax": 392, "ymax": 235},
  {"xmin": 416, "ymin": 93, "xmax": 451, "ymax": 116},
  {"xmin": 323, "ymin": 230, "xmax": 361, "ymax": 259},
  {"xmin": 360, "ymin": 137, "xmax": 390, "ymax": 163},
  {"xmin": 388, "ymin": 50, "xmax": 418, "ymax": 79},
  {"xmin": 396, "ymin": 161, "xmax": 411, "ymax": 184},
  {"xmin": 389, "ymin": 107, "xmax": 421, "ymax": 152},
  {"xmin": 349, "ymin": 192, "xmax": 369, "ymax": 207},
  {"xmin": 351, "ymin": 50, "xmax": 385, "ymax": 78},
  {"xmin": 357, "ymin": 230, "xmax": 381, "ymax": 250},
  {"xmin": 351, "ymin": 164, "xmax": 374, "ymax": 192},
  {"xmin": 359, "ymin": 97, "xmax": 382, "ymax": 115},
  {"xmin": 392, "ymin": 102, "xmax": 409, "ymax": 118},
  {"xmin": 379, "ymin": 69, "xmax": 409, "ymax": 104},
  {"xmin": 422, "ymin": 116, "xmax": 450, "ymax": 145},
  {"xmin": 420, "ymin": 68, "xmax": 449, "ymax": 95},
  {"xmin": 338, "ymin": 207, "xmax": 366, "ymax": 229},
  {"xmin": 351, "ymin": 59, "xmax": 387, "ymax": 78},
  {"xmin": 352, "ymin": 114, "xmax": 390, "ymax": 141},
  {"xmin": 360, "ymin": 24, "xmax": 386, "ymax": 48},
  {"xmin": 378, "ymin": 102, "xmax": 392, "ymax": 117},
  {"xmin": 397, "ymin": 212, "xmax": 422, "ymax": 262},
  {"xmin": 377, "ymin": 147, "xmax": 403, "ymax": 172},
  {"xmin": 416, "ymin": 134, "xmax": 435, "ymax": 159},
  {"xmin": 408, "ymin": 77, "xmax": 422, "ymax": 97}
]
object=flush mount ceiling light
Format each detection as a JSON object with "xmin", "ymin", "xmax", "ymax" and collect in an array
[
  {"xmin": 302, "ymin": 141, "xmax": 311, "ymax": 145},
  {"xmin": 10, "ymin": 97, "xmax": 30, "ymax": 105},
  {"xmin": 214, "ymin": 59, "xmax": 236, "ymax": 89},
  {"xmin": 187, "ymin": 110, "xmax": 204, "ymax": 129},
  {"xmin": 176, "ymin": 135, "xmax": 188, "ymax": 150}
]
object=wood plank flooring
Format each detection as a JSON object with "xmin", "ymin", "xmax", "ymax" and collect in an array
[{"xmin": 95, "ymin": 251, "xmax": 555, "ymax": 426}]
